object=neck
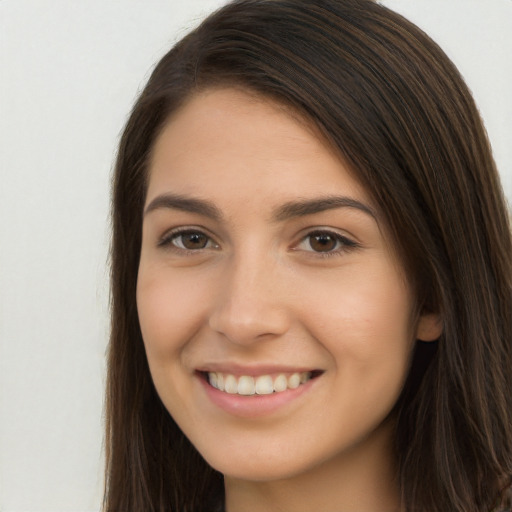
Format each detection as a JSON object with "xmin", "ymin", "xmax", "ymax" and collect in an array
[{"xmin": 224, "ymin": 418, "xmax": 400, "ymax": 512}]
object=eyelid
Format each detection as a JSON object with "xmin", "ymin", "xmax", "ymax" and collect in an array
[
  {"xmin": 155, "ymin": 225, "xmax": 359, "ymax": 257},
  {"xmin": 157, "ymin": 226, "xmax": 220, "ymax": 251},
  {"xmin": 292, "ymin": 228, "xmax": 360, "ymax": 256}
]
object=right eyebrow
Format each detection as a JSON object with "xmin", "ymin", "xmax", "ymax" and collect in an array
[
  {"xmin": 143, "ymin": 193, "xmax": 224, "ymax": 221},
  {"xmin": 272, "ymin": 195, "xmax": 377, "ymax": 222}
]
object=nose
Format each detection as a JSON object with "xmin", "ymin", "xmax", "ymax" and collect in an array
[{"xmin": 208, "ymin": 252, "xmax": 291, "ymax": 345}]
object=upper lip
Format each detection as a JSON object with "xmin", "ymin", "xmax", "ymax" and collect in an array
[{"xmin": 195, "ymin": 363, "xmax": 321, "ymax": 376}]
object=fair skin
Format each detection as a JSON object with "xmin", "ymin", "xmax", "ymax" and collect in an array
[{"xmin": 137, "ymin": 88, "xmax": 441, "ymax": 512}]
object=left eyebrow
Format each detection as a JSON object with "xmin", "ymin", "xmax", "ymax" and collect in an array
[
  {"xmin": 272, "ymin": 196, "xmax": 378, "ymax": 222},
  {"xmin": 143, "ymin": 193, "xmax": 224, "ymax": 221}
]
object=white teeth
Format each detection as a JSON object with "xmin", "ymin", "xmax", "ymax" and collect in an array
[
  {"xmin": 237, "ymin": 375, "xmax": 255, "ymax": 395},
  {"xmin": 224, "ymin": 374, "xmax": 238, "ymax": 394},
  {"xmin": 207, "ymin": 371, "xmax": 313, "ymax": 396},
  {"xmin": 255, "ymin": 375, "xmax": 274, "ymax": 395},
  {"xmin": 273, "ymin": 374, "xmax": 288, "ymax": 392},
  {"xmin": 288, "ymin": 373, "xmax": 301, "ymax": 389},
  {"xmin": 209, "ymin": 372, "xmax": 218, "ymax": 389}
]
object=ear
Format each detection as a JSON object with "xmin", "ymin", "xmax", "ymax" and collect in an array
[{"xmin": 415, "ymin": 312, "xmax": 443, "ymax": 342}]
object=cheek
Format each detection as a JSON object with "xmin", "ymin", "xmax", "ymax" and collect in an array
[
  {"xmin": 136, "ymin": 264, "xmax": 211, "ymax": 361},
  {"xmin": 301, "ymin": 263, "xmax": 414, "ymax": 382},
  {"xmin": 136, "ymin": 264, "xmax": 216, "ymax": 414},
  {"xmin": 313, "ymin": 279, "xmax": 414, "ymax": 430}
]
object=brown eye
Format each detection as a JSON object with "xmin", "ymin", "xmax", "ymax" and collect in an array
[
  {"xmin": 295, "ymin": 230, "xmax": 358, "ymax": 255},
  {"xmin": 308, "ymin": 233, "xmax": 338, "ymax": 252},
  {"xmin": 181, "ymin": 232, "xmax": 209, "ymax": 249},
  {"xmin": 163, "ymin": 230, "xmax": 216, "ymax": 251}
]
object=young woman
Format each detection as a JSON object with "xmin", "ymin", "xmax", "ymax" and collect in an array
[{"xmin": 104, "ymin": 1, "xmax": 512, "ymax": 511}]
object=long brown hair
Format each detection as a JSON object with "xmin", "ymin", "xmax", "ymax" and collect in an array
[{"xmin": 105, "ymin": 1, "xmax": 512, "ymax": 510}]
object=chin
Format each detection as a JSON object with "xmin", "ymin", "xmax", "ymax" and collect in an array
[
  {"xmin": 209, "ymin": 456, "xmax": 310, "ymax": 483},
  {"xmin": 195, "ymin": 434, "xmax": 337, "ymax": 484}
]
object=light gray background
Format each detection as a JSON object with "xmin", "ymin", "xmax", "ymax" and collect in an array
[{"xmin": 1, "ymin": 1, "xmax": 511, "ymax": 511}]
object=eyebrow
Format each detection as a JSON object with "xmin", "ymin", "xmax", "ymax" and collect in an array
[
  {"xmin": 273, "ymin": 196, "xmax": 377, "ymax": 222},
  {"xmin": 144, "ymin": 193, "xmax": 224, "ymax": 221},
  {"xmin": 144, "ymin": 193, "xmax": 377, "ymax": 222}
]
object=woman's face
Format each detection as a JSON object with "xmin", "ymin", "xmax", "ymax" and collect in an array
[{"xmin": 137, "ymin": 88, "xmax": 440, "ymax": 483}]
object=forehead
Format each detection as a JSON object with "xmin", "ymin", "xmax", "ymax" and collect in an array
[{"xmin": 147, "ymin": 87, "xmax": 372, "ymax": 210}]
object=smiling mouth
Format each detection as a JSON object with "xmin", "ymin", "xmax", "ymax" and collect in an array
[{"xmin": 202, "ymin": 370, "xmax": 323, "ymax": 396}]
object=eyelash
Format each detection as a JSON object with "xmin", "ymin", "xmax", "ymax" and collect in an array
[
  {"xmin": 157, "ymin": 227, "xmax": 359, "ymax": 257},
  {"xmin": 294, "ymin": 230, "xmax": 360, "ymax": 258},
  {"xmin": 158, "ymin": 227, "xmax": 219, "ymax": 253}
]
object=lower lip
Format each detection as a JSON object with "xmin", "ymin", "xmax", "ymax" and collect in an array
[{"xmin": 198, "ymin": 373, "xmax": 318, "ymax": 418}]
